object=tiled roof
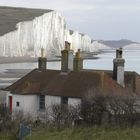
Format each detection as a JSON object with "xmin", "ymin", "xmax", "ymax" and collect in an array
[
  {"xmin": 5, "ymin": 69, "xmax": 140, "ymax": 98},
  {"xmin": 106, "ymin": 71, "xmax": 140, "ymax": 95}
]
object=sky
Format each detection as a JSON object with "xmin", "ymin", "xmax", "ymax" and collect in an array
[{"xmin": 0, "ymin": 0, "xmax": 140, "ymax": 42}]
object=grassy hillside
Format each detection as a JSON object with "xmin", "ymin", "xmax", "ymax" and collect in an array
[
  {"xmin": 25, "ymin": 127, "xmax": 140, "ymax": 140},
  {"xmin": 0, "ymin": 6, "xmax": 52, "ymax": 36}
]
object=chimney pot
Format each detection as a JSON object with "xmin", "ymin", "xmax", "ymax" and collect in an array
[
  {"xmin": 116, "ymin": 48, "xmax": 123, "ymax": 58},
  {"xmin": 65, "ymin": 41, "xmax": 71, "ymax": 50}
]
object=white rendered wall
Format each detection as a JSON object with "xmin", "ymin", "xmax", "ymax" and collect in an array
[
  {"xmin": 45, "ymin": 95, "xmax": 61, "ymax": 108},
  {"xmin": 6, "ymin": 94, "xmax": 82, "ymax": 120},
  {"xmin": 44, "ymin": 95, "xmax": 61, "ymax": 120},
  {"xmin": 11, "ymin": 94, "xmax": 38, "ymax": 119},
  {"xmin": 68, "ymin": 98, "xmax": 81, "ymax": 106},
  {"xmin": 45, "ymin": 95, "xmax": 81, "ymax": 107},
  {"xmin": 6, "ymin": 92, "xmax": 12, "ymax": 107}
]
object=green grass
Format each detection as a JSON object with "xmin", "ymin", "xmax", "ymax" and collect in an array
[
  {"xmin": 25, "ymin": 126, "xmax": 140, "ymax": 140},
  {"xmin": 1, "ymin": 126, "xmax": 140, "ymax": 140},
  {"xmin": 0, "ymin": 133, "xmax": 17, "ymax": 140}
]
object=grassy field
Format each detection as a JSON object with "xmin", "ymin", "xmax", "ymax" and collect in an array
[
  {"xmin": 0, "ymin": 126, "xmax": 140, "ymax": 140},
  {"xmin": 0, "ymin": 133, "xmax": 16, "ymax": 140},
  {"xmin": 24, "ymin": 127, "xmax": 140, "ymax": 140}
]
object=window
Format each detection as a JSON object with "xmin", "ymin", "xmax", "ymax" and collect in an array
[
  {"xmin": 61, "ymin": 96, "xmax": 68, "ymax": 105},
  {"xmin": 39, "ymin": 95, "xmax": 45, "ymax": 110},
  {"xmin": 16, "ymin": 102, "xmax": 20, "ymax": 107}
]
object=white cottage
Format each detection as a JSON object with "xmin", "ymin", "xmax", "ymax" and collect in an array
[{"xmin": 4, "ymin": 42, "xmax": 140, "ymax": 120}]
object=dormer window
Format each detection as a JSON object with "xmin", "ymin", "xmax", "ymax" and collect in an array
[{"xmin": 39, "ymin": 95, "xmax": 45, "ymax": 110}]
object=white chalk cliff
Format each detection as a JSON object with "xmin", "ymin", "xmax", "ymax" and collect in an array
[{"xmin": 0, "ymin": 11, "xmax": 108, "ymax": 58}]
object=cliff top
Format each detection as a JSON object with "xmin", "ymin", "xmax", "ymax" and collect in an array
[{"xmin": 0, "ymin": 6, "xmax": 53, "ymax": 36}]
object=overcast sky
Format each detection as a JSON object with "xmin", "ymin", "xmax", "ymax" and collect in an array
[{"xmin": 0, "ymin": 0, "xmax": 140, "ymax": 42}]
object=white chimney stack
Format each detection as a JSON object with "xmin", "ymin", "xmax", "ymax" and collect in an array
[{"xmin": 113, "ymin": 48, "xmax": 125, "ymax": 87}]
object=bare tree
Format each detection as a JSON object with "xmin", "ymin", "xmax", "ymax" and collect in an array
[
  {"xmin": 81, "ymin": 88, "xmax": 107, "ymax": 126},
  {"xmin": 45, "ymin": 104, "xmax": 81, "ymax": 128},
  {"xmin": 80, "ymin": 88, "xmax": 140, "ymax": 127},
  {"xmin": 106, "ymin": 95, "xmax": 140, "ymax": 126}
]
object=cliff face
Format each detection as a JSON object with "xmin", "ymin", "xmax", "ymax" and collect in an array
[
  {"xmin": 65, "ymin": 30, "xmax": 92, "ymax": 52},
  {"xmin": 0, "ymin": 7, "xmax": 109, "ymax": 58},
  {"xmin": 0, "ymin": 11, "xmax": 66, "ymax": 57}
]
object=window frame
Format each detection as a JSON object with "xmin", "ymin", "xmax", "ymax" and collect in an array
[
  {"xmin": 39, "ymin": 95, "xmax": 45, "ymax": 110},
  {"xmin": 16, "ymin": 101, "xmax": 20, "ymax": 107},
  {"xmin": 61, "ymin": 96, "xmax": 68, "ymax": 105}
]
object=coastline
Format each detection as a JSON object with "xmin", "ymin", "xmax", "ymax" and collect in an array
[
  {"xmin": 0, "ymin": 56, "xmax": 100, "ymax": 64},
  {"xmin": 0, "ymin": 57, "xmax": 61, "ymax": 64}
]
